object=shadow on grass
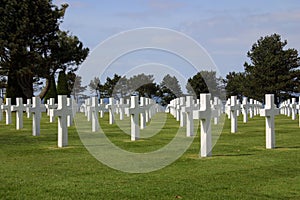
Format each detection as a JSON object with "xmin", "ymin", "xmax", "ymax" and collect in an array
[
  {"xmin": 275, "ymin": 146, "xmax": 300, "ymax": 149},
  {"xmin": 213, "ymin": 153, "xmax": 254, "ymax": 157}
]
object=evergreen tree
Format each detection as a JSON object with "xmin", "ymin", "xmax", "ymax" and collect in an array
[
  {"xmin": 44, "ymin": 75, "xmax": 57, "ymax": 102},
  {"xmin": 244, "ymin": 33, "xmax": 300, "ymax": 104},
  {"xmin": 57, "ymin": 71, "xmax": 69, "ymax": 96}
]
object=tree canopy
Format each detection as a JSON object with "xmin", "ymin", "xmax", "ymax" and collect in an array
[
  {"xmin": 0, "ymin": 0, "xmax": 89, "ymax": 103},
  {"xmin": 226, "ymin": 33, "xmax": 300, "ymax": 104}
]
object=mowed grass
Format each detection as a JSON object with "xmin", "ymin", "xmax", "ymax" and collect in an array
[{"xmin": 0, "ymin": 112, "xmax": 300, "ymax": 199}]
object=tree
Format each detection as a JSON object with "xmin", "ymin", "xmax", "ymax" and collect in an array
[
  {"xmin": 89, "ymin": 77, "xmax": 102, "ymax": 97},
  {"xmin": 0, "ymin": 1, "xmax": 88, "ymax": 103},
  {"xmin": 225, "ymin": 72, "xmax": 249, "ymax": 100},
  {"xmin": 186, "ymin": 71, "xmax": 221, "ymax": 98},
  {"xmin": 127, "ymin": 74, "xmax": 158, "ymax": 98},
  {"xmin": 44, "ymin": 75, "xmax": 57, "ymax": 102},
  {"xmin": 158, "ymin": 74, "xmax": 183, "ymax": 106},
  {"xmin": 244, "ymin": 33, "xmax": 300, "ymax": 104},
  {"xmin": 57, "ymin": 70, "xmax": 69, "ymax": 96},
  {"xmin": 72, "ymin": 75, "xmax": 87, "ymax": 101}
]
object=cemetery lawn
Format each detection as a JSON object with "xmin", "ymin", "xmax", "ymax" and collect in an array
[{"xmin": 1, "ymin": 113, "xmax": 300, "ymax": 199}]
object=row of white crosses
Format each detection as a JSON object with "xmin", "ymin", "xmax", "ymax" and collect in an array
[
  {"xmin": 84, "ymin": 96, "xmax": 158, "ymax": 139},
  {"xmin": 0, "ymin": 96, "xmax": 75, "ymax": 148},
  {"xmin": 280, "ymin": 98, "xmax": 299, "ymax": 121}
]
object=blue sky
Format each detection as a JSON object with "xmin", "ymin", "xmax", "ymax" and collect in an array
[{"xmin": 53, "ymin": 0, "xmax": 300, "ymax": 87}]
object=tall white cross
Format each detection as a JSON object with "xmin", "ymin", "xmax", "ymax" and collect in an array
[
  {"xmin": 230, "ymin": 96, "xmax": 239, "ymax": 133},
  {"xmin": 290, "ymin": 98, "xmax": 297, "ymax": 120},
  {"xmin": 50, "ymin": 95, "xmax": 72, "ymax": 147},
  {"xmin": 11, "ymin": 97, "xmax": 26, "ymax": 130},
  {"xmin": 249, "ymin": 99, "xmax": 254, "ymax": 118},
  {"xmin": 25, "ymin": 99, "xmax": 32, "ymax": 118},
  {"xmin": 29, "ymin": 97, "xmax": 46, "ymax": 136},
  {"xmin": 91, "ymin": 97, "xmax": 100, "ymax": 132},
  {"xmin": 46, "ymin": 98, "xmax": 57, "ymax": 123},
  {"xmin": 1, "ymin": 98, "xmax": 12, "ymax": 124},
  {"xmin": 99, "ymin": 99, "xmax": 106, "ymax": 118},
  {"xmin": 129, "ymin": 96, "xmax": 144, "ymax": 141},
  {"xmin": 182, "ymin": 96, "xmax": 195, "ymax": 137},
  {"xmin": 242, "ymin": 97, "xmax": 249, "ymax": 123},
  {"xmin": 260, "ymin": 94, "xmax": 279, "ymax": 149},
  {"xmin": 86, "ymin": 98, "xmax": 92, "ymax": 122},
  {"xmin": 140, "ymin": 97, "xmax": 146, "ymax": 129},
  {"xmin": 67, "ymin": 98, "xmax": 73, "ymax": 127},
  {"xmin": 179, "ymin": 97, "xmax": 186, "ymax": 127},
  {"xmin": 106, "ymin": 97, "xmax": 115, "ymax": 124},
  {"xmin": 197, "ymin": 94, "xmax": 212, "ymax": 157},
  {"xmin": 117, "ymin": 98, "xmax": 127, "ymax": 120}
]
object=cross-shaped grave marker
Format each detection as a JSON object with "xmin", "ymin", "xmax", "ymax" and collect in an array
[
  {"xmin": 67, "ymin": 98, "xmax": 73, "ymax": 127},
  {"xmin": 1, "ymin": 98, "xmax": 12, "ymax": 124},
  {"xmin": 91, "ymin": 96, "xmax": 100, "ymax": 132},
  {"xmin": 29, "ymin": 97, "xmax": 46, "ymax": 136},
  {"xmin": 182, "ymin": 96, "xmax": 196, "ymax": 137},
  {"xmin": 25, "ymin": 99, "xmax": 32, "ymax": 118},
  {"xmin": 249, "ymin": 99, "xmax": 254, "ymax": 118},
  {"xmin": 50, "ymin": 95, "xmax": 72, "ymax": 147},
  {"xmin": 118, "ymin": 98, "xmax": 127, "ymax": 120},
  {"xmin": 290, "ymin": 98, "xmax": 297, "ymax": 120},
  {"xmin": 197, "ymin": 94, "xmax": 212, "ymax": 157},
  {"xmin": 140, "ymin": 97, "xmax": 146, "ymax": 129},
  {"xmin": 106, "ymin": 97, "xmax": 115, "ymax": 124},
  {"xmin": 260, "ymin": 94, "xmax": 279, "ymax": 149},
  {"xmin": 230, "ymin": 96, "xmax": 239, "ymax": 133},
  {"xmin": 99, "ymin": 99, "xmax": 106, "ymax": 118},
  {"xmin": 129, "ymin": 95, "xmax": 145, "ymax": 141},
  {"xmin": 11, "ymin": 97, "xmax": 26, "ymax": 130},
  {"xmin": 179, "ymin": 97, "xmax": 186, "ymax": 127},
  {"xmin": 242, "ymin": 97, "xmax": 249, "ymax": 123},
  {"xmin": 46, "ymin": 98, "xmax": 57, "ymax": 123}
]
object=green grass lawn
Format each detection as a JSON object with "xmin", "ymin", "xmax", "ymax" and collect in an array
[{"xmin": 0, "ymin": 112, "xmax": 299, "ymax": 199}]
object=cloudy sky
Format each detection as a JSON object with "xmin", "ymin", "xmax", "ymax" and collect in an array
[{"xmin": 53, "ymin": 0, "xmax": 300, "ymax": 86}]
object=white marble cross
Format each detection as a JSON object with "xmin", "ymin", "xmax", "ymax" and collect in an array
[
  {"xmin": 129, "ymin": 96, "xmax": 145, "ymax": 141},
  {"xmin": 1, "ymin": 98, "xmax": 12, "ymax": 124},
  {"xmin": 99, "ymin": 99, "xmax": 106, "ymax": 118},
  {"xmin": 2, "ymin": 98, "xmax": 12, "ymax": 124},
  {"xmin": 50, "ymin": 95, "xmax": 72, "ymax": 147},
  {"xmin": 179, "ymin": 97, "xmax": 186, "ymax": 127},
  {"xmin": 286, "ymin": 99, "xmax": 291, "ymax": 117},
  {"xmin": 182, "ymin": 96, "xmax": 195, "ymax": 137},
  {"xmin": 290, "ymin": 98, "xmax": 297, "ymax": 120},
  {"xmin": 91, "ymin": 97, "xmax": 100, "ymax": 132},
  {"xmin": 25, "ymin": 99, "xmax": 32, "ymax": 118},
  {"xmin": 175, "ymin": 98, "xmax": 180, "ymax": 121},
  {"xmin": 29, "ymin": 97, "xmax": 46, "ymax": 136},
  {"xmin": 11, "ymin": 97, "xmax": 26, "ymax": 130},
  {"xmin": 213, "ymin": 97, "xmax": 222, "ymax": 125},
  {"xmin": 197, "ymin": 94, "xmax": 212, "ymax": 157},
  {"xmin": 249, "ymin": 99, "xmax": 254, "ymax": 118},
  {"xmin": 242, "ymin": 97, "xmax": 249, "ymax": 123},
  {"xmin": 106, "ymin": 97, "xmax": 115, "ymax": 124},
  {"xmin": 86, "ymin": 98, "xmax": 92, "ymax": 122},
  {"xmin": 230, "ymin": 96, "xmax": 239, "ymax": 133},
  {"xmin": 117, "ymin": 98, "xmax": 127, "ymax": 120},
  {"xmin": 46, "ymin": 98, "xmax": 57, "ymax": 123},
  {"xmin": 260, "ymin": 94, "xmax": 279, "ymax": 149},
  {"xmin": 140, "ymin": 97, "xmax": 146, "ymax": 129},
  {"xmin": 67, "ymin": 98, "xmax": 73, "ymax": 127}
]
